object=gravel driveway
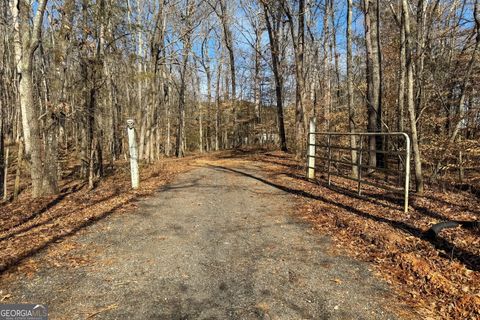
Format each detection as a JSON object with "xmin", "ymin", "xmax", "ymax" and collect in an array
[{"xmin": 4, "ymin": 162, "xmax": 403, "ymax": 319}]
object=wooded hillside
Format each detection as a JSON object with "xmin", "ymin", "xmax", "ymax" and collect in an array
[{"xmin": 0, "ymin": 0, "xmax": 479, "ymax": 199}]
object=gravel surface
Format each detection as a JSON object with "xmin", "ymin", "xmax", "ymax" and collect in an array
[{"xmin": 5, "ymin": 162, "xmax": 403, "ymax": 319}]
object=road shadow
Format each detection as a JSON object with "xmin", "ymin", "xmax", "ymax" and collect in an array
[
  {"xmin": 0, "ymin": 199, "xmax": 130, "ymax": 276},
  {"xmin": 0, "ymin": 191, "xmax": 121, "ymax": 243},
  {"xmin": 208, "ymin": 165, "xmax": 480, "ymax": 272},
  {"xmin": 0, "ymin": 183, "xmax": 85, "ymax": 233},
  {"xmin": 252, "ymin": 155, "xmax": 480, "ymax": 229}
]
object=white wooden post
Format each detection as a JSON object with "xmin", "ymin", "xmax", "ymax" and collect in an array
[
  {"xmin": 307, "ymin": 117, "xmax": 316, "ymax": 179},
  {"xmin": 127, "ymin": 119, "xmax": 140, "ymax": 189}
]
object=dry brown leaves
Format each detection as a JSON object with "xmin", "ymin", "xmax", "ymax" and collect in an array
[
  {"xmin": 233, "ymin": 150, "xmax": 479, "ymax": 319},
  {"xmin": 0, "ymin": 157, "xmax": 194, "ymax": 282},
  {"xmin": 0, "ymin": 150, "xmax": 478, "ymax": 319}
]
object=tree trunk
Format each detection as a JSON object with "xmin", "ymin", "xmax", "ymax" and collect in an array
[
  {"xmin": 347, "ymin": 0, "xmax": 358, "ymax": 178},
  {"xmin": 166, "ymin": 103, "xmax": 171, "ymax": 156},
  {"xmin": 415, "ymin": 0, "xmax": 428, "ymax": 118},
  {"xmin": 3, "ymin": 147, "xmax": 8, "ymax": 201},
  {"xmin": 10, "ymin": 0, "xmax": 48, "ymax": 197},
  {"xmin": 263, "ymin": 4, "xmax": 288, "ymax": 152},
  {"xmin": 19, "ymin": 55, "xmax": 44, "ymax": 197},
  {"xmin": 80, "ymin": 0, "xmax": 90, "ymax": 179},
  {"xmin": 253, "ymin": 26, "xmax": 261, "ymax": 123},
  {"xmin": 176, "ymin": 1, "xmax": 194, "ymax": 157},
  {"xmin": 322, "ymin": 2, "xmax": 330, "ymax": 130},
  {"xmin": 195, "ymin": 65, "xmax": 204, "ymax": 153},
  {"xmin": 219, "ymin": 0, "xmax": 237, "ymax": 146},
  {"xmin": 402, "ymin": 0, "xmax": 424, "ymax": 194},
  {"xmin": 88, "ymin": 138, "xmax": 97, "ymax": 190},
  {"xmin": 42, "ymin": 111, "xmax": 59, "ymax": 195},
  {"xmin": 0, "ymin": 105, "xmax": 4, "ymax": 200},
  {"xmin": 283, "ymin": 0, "xmax": 305, "ymax": 157},
  {"xmin": 14, "ymin": 139, "xmax": 23, "ymax": 200},
  {"xmin": 215, "ymin": 56, "xmax": 222, "ymax": 151},
  {"xmin": 398, "ymin": 11, "xmax": 406, "ymax": 132},
  {"xmin": 364, "ymin": 0, "xmax": 382, "ymax": 168},
  {"xmin": 176, "ymin": 78, "xmax": 186, "ymax": 157}
]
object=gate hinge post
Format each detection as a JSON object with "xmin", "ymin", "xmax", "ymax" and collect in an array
[{"xmin": 307, "ymin": 117, "xmax": 316, "ymax": 180}]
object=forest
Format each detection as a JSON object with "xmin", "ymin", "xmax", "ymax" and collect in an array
[
  {"xmin": 0, "ymin": 1, "xmax": 480, "ymax": 318},
  {"xmin": 0, "ymin": 0, "xmax": 479, "ymax": 199}
]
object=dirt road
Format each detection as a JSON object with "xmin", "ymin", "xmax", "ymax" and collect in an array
[{"xmin": 4, "ymin": 161, "xmax": 403, "ymax": 319}]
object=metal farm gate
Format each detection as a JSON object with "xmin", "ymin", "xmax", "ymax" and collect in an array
[{"xmin": 306, "ymin": 120, "xmax": 412, "ymax": 212}]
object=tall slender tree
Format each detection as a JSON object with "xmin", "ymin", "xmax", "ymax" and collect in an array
[
  {"xmin": 347, "ymin": 0, "xmax": 358, "ymax": 177},
  {"xmin": 262, "ymin": 0, "xmax": 288, "ymax": 152},
  {"xmin": 10, "ymin": 0, "xmax": 48, "ymax": 197},
  {"xmin": 402, "ymin": 0, "xmax": 424, "ymax": 194}
]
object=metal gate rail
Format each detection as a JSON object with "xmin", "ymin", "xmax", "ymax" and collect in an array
[{"xmin": 306, "ymin": 120, "xmax": 411, "ymax": 213}]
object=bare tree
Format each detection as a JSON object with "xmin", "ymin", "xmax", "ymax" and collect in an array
[
  {"xmin": 262, "ymin": 0, "xmax": 287, "ymax": 152},
  {"xmin": 10, "ymin": 0, "xmax": 48, "ymax": 197},
  {"xmin": 175, "ymin": 0, "xmax": 195, "ymax": 157},
  {"xmin": 402, "ymin": 0, "xmax": 424, "ymax": 194},
  {"xmin": 282, "ymin": 0, "xmax": 306, "ymax": 156},
  {"xmin": 0, "ymin": 0, "xmax": 478, "ymax": 204},
  {"xmin": 363, "ymin": 0, "xmax": 382, "ymax": 168},
  {"xmin": 347, "ymin": 0, "xmax": 358, "ymax": 178}
]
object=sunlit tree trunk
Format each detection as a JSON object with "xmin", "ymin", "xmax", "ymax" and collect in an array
[
  {"xmin": 363, "ymin": 0, "xmax": 382, "ymax": 168},
  {"xmin": 347, "ymin": 0, "xmax": 358, "ymax": 178},
  {"xmin": 402, "ymin": 0, "xmax": 424, "ymax": 194},
  {"xmin": 215, "ymin": 55, "xmax": 222, "ymax": 151},
  {"xmin": 10, "ymin": 0, "xmax": 48, "ymax": 197},
  {"xmin": 175, "ymin": 0, "xmax": 194, "ymax": 157}
]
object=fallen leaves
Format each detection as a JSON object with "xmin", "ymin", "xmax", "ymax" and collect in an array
[
  {"xmin": 0, "ymin": 158, "xmax": 194, "ymax": 283},
  {"xmin": 1, "ymin": 150, "xmax": 478, "ymax": 319},
  {"xmin": 227, "ymin": 150, "xmax": 480, "ymax": 319}
]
